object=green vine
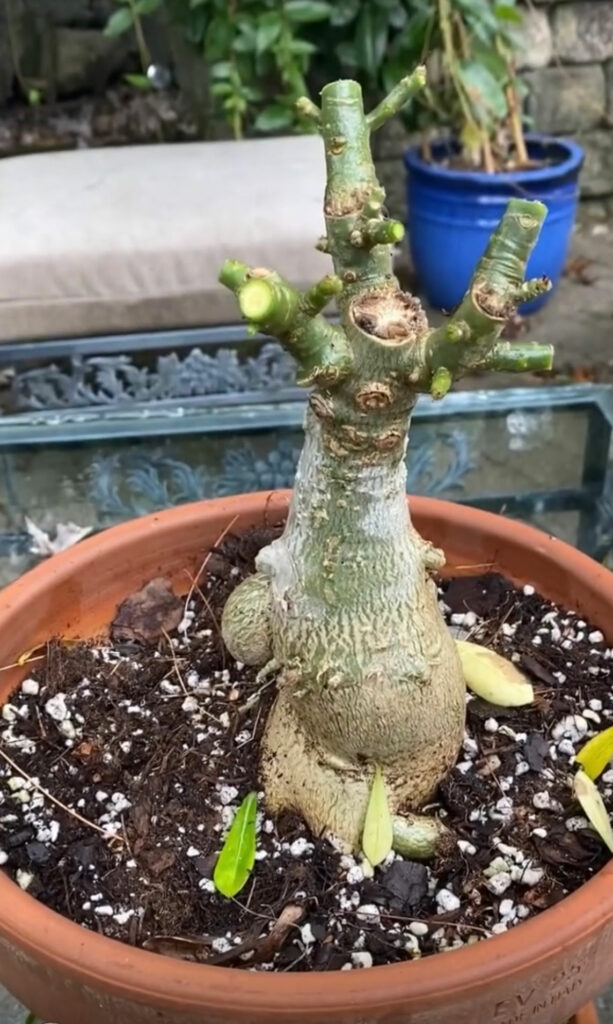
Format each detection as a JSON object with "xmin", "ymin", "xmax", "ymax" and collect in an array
[{"xmin": 103, "ymin": 0, "xmax": 529, "ymax": 166}]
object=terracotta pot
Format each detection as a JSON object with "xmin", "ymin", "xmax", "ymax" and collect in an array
[
  {"xmin": 0, "ymin": 493, "xmax": 612, "ymax": 1024},
  {"xmin": 572, "ymin": 1004, "xmax": 600, "ymax": 1024}
]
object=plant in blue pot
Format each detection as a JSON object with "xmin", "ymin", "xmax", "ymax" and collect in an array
[{"xmin": 401, "ymin": 0, "xmax": 583, "ymax": 313}]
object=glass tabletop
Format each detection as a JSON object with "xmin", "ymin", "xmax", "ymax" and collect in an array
[{"xmin": 0, "ymin": 379, "xmax": 611, "ymax": 587}]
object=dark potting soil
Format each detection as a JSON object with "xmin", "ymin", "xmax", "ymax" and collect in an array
[{"xmin": 0, "ymin": 526, "xmax": 611, "ymax": 972}]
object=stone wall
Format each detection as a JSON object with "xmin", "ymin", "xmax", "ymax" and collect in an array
[
  {"xmin": 374, "ymin": 0, "xmax": 613, "ymax": 221},
  {"xmin": 522, "ymin": 0, "xmax": 613, "ymax": 199},
  {"xmin": 0, "ymin": 0, "xmax": 125, "ymax": 104}
]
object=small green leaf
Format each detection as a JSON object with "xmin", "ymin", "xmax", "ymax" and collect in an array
[
  {"xmin": 210, "ymin": 60, "xmax": 232, "ymax": 80},
  {"xmin": 574, "ymin": 769, "xmax": 613, "ymax": 854},
  {"xmin": 205, "ymin": 16, "xmax": 233, "ymax": 59},
  {"xmin": 104, "ymin": 6, "xmax": 134, "ymax": 36},
  {"xmin": 210, "ymin": 81, "xmax": 233, "ymax": 97},
  {"xmin": 336, "ymin": 40, "xmax": 358, "ymax": 68},
  {"xmin": 456, "ymin": 640, "xmax": 535, "ymax": 707},
  {"xmin": 459, "ymin": 60, "xmax": 508, "ymax": 127},
  {"xmin": 213, "ymin": 791, "xmax": 258, "ymax": 898},
  {"xmin": 254, "ymin": 103, "xmax": 294, "ymax": 132},
  {"xmin": 471, "ymin": 45, "xmax": 509, "ymax": 84},
  {"xmin": 135, "ymin": 0, "xmax": 162, "ymax": 14},
  {"xmin": 183, "ymin": 7, "xmax": 206, "ymax": 44},
  {"xmin": 460, "ymin": 120, "xmax": 486, "ymax": 153},
  {"xmin": 396, "ymin": 9, "xmax": 434, "ymax": 61},
  {"xmin": 27, "ymin": 87, "xmax": 42, "ymax": 107},
  {"xmin": 256, "ymin": 11, "xmax": 282, "ymax": 54},
  {"xmin": 329, "ymin": 0, "xmax": 359, "ymax": 26},
  {"xmin": 124, "ymin": 72, "xmax": 152, "ymax": 89},
  {"xmin": 576, "ymin": 726, "xmax": 613, "ymax": 781},
  {"xmin": 355, "ymin": 4, "xmax": 389, "ymax": 79},
  {"xmin": 362, "ymin": 766, "xmax": 393, "ymax": 866},
  {"xmin": 289, "ymin": 38, "xmax": 317, "ymax": 56},
  {"xmin": 495, "ymin": 2, "xmax": 523, "ymax": 24},
  {"xmin": 285, "ymin": 0, "xmax": 331, "ymax": 23}
]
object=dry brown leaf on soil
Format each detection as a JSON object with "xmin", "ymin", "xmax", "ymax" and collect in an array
[
  {"xmin": 564, "ymin": 256, "xmax": 597, "ymax": 286},
  {"xmin": 142, "ymin": 935, "xmax": 214, "ymax": 962},
  {"xmin": 110, "ymin": 577, "xmax": 183, "ymax": 645},
  {"xmin": 143, "ymin": 904, "xmax": 305, "ymax": 968},
  {"xmin": 571, "ymin": 365, "xmax": 596, "ymax": 383}
]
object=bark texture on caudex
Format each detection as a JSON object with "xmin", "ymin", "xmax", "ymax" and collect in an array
[{"xmin": 219, "ymin": 69, "xmax": 553, "ymax": 855}]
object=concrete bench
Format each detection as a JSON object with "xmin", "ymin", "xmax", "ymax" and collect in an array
[{"xmin": 0, "ymin": 135, "xmax": 327, "ymax": 342}]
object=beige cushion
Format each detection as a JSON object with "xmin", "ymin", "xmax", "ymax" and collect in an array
[{"xmin": 0, "ymin": 136, "xmax": 328, "ymax": 342}]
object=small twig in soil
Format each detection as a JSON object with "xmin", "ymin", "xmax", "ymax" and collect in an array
[
  {"xmin": 236, "ymin": 678, "xmax": 276, "ymax": 718},
  {"xmin": 183, "ymin": 514, "xmax": 239, "ymax": 618},
  {"xmin": 375, "ymin": 910, "xmax": 491, "ymax": 936},
  {"xmin": 0, "ymin": 654, "xmax": 45, "ymax": 674},
  {"xmin": 34, "ymin": 704, "xmax": 46, "ymax": 739},
  {"xmin": 183, "ymin": 571, "xmax": 222, "ymax": 634},
  {"xmin": 451, "ymin": 562, "xmax": 495, "ymax": 571},
  {"xmin": 0, "ymin": 746, "xmax": 121, "ymax": 844},
  {"xmin": 161, "ymin": 629, "xmax": 189, "ymax": 696},
  {"xmin": 183, "ymin": 569, "xmax": 226, "ymax": 669},
  {"xmin": 121, "ymin": 815, "xmax": 134, "ymax": 858}
]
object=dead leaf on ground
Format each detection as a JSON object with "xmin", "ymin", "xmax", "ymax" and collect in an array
[
  {"xmin": 72, "ymin": 740, "xmax": 101, "ymax": 763},
  {"xmin": 144, "ymin": 904, "xmax": 304, "ymax": 969},
  {"xmin": 571, "ymin": 365, "xmax": 596, "ymax": 383},
  {"xmin": 143, "ymin": 935, "xmax": 213, "ymax": 962},
  {"xmin": 520, "ymin": 654, "xmax": 556, "ymax": 689},
  {"xmin": 533, "ymin": 829, "xmax": 600, "ymax": 867},
  {"xmin": 111, "ymin": 577, "xmax": 183, "ymax": 645},
  {"xmin": 130, "ymin": 802, "xmax": 152, "ymax": 840},
  {"xmin": 564, "ymin": 256, "xmax": 597, "ymax": 286},
  {"xmin": 253, "ymin": 903, "xmax": 304, "ymax": 962},
  {"xmin": 524, "ymin": 732, "xmax": 550, "ymax": 773},
  {"xmin": 140, "ymin": 847, "xmax": 175, "ymax": 877}
]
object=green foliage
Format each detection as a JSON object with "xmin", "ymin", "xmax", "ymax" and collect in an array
[
  {"xmin": 213, "ymin": 791, "xmax": 258, "ymax": 898},
  {"xmin": 124, "ymin": 72, "xmax": 153, "ymax": 88},
  {"xmin": 103, "ymin": 4, "xmax": 135, "ymax": 37},
  {"xmin": 102, "ymin": 0, "xmax": 526, "ymax": 158}
]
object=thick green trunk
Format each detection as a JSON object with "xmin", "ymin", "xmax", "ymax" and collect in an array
[
  {"xmin": 255, "ymin": 410, "xmax": 464, "ymax": 846},
  {"xmin": 219, "ymin": 70, "xmax": 554, "ymax": 852}
]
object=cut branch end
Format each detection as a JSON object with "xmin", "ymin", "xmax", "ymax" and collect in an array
[
  {"xmin": 239, "ymin": 278, "xmax": 276, "ymax": 323},
  {"xmin": 296, "ymin": 96, "xmax": 321, "ymax": 123},
  {"xmin": 367, "ymin": 66, "xmax": 427, "ymax": 133}
]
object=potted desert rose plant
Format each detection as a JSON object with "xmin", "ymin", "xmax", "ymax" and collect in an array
[
  {"xmin": 402, "ymin": 0, "xmax": 583, "ymax": 313},
  {"xmin": 0, "ymin": 67, "xmax": 612, "ymax": 1024}
]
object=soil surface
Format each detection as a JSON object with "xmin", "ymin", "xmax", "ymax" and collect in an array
[{"xmin": 0, "ymin": 526, "xmax": 611, "ymax": 973}]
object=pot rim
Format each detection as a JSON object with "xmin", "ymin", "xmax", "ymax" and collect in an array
[
  {"xmin": 403, "ymin": 133, "xmax": 585, "ymax": 187},
  {"xmin": 1, "ymin": 492, "xmax": 612, "ymax": 1016}
]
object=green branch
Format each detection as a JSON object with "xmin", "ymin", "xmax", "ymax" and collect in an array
[
  {"xmin": 485, "ymin": 341, "xmax": 553, "ymax": 373},
  {"xmin": 351, "ymin": 218, "xmax": 405, "ymax": 249},
  {"xmin": 367, "ymin": 66, "xmax": 427, "ymax": 132},
  {"xmin": 296, "ymin": 96, "xmax": 321, "ymax": 124},
  {"xmin": 302, "ymin": 274, "xmax": 343, "ymax": 316},
  {"xmin": 424, "ymin": 198, "xmax": 552, "ymax": 390},
  {"xmin": 219, "ymin": 261, "xmax": 351, "ymax": 387}
]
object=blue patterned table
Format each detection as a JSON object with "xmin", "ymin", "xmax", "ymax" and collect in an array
[{"xmin": 0, "ymin": 324, "xmax": 611, "ymax": 583}]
